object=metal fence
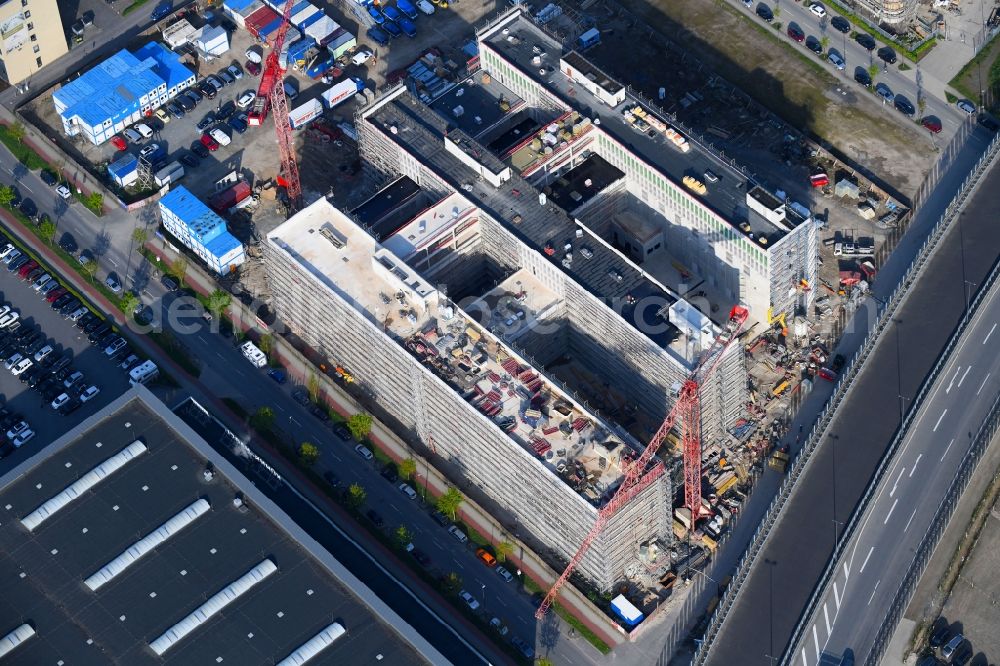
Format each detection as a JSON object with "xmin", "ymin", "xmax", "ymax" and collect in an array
[{"xmin": 693, "ymin": 129, "xmax": 1000, "ymax": 665}]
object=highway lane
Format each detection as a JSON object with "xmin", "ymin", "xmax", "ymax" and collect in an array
[
  {"xmin": 728, "ymin": 0, "xmax": 962, "ymax": 138},
  {"xmin": 703, "ymin": 141, "xmax": 1000, "ymax": 664},
  {"xmin": 793, "ymin": 278, "xmax": 1000, "ymax": 665},
  {"xmin": 146, "ymin": 289, "xmax": 596, "ymax": 665}
]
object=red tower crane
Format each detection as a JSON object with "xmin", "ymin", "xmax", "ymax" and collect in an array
[
  {"xmin": 246, "ymin": 0, "xmax": 301, "ymax": 209},
  {"xmin": 535, "ymin": 305, "xmax": 749, "ymax": 619}
]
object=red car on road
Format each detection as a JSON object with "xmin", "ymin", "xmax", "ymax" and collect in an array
[
  {"xmin": 200, "ymin": 133, "xmax": 220, "ymax": 151},
  {"xmin": 110, "ymin": 135, "xmax": 127, "ymax": 151},
  {"xmin": 921, "ymin": 116, "xmax": 942, "ymax": 134}
]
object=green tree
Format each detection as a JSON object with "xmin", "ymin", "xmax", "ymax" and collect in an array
[
  {"xmin": 258, "ymin": 333, "xmax": 274, "ymax": 354},
  {"xmin": 170, "ymin": 257, "xmax": 188, "ymax": 287},
  {"xmin": 347, "ymin": 412, "xmax": 373, "ymax": 441},
  {"xmin": 393, "ymin": 524, "xmax": 412, "ymax": 549},
  {"xmin": 436, "ymin": 486, "xmax": 464, "ymax": 520},
  {"xmin": 441, "ymin": 571, "xmax": 462, "ymax": 594},
  {"xmin": 917, "ymin": 96, "xmax": 927, "ymax": 115},
  {"xmin": 206, "ymin": 289, "xmax": 231, "ymax": 316},
  {"xmin": 327, "ymin": 406, "xmax": 342, "ymax": 423},
  {"xmin": 399, "ymin": 458, "xmax": 416, "ymax": 481},
  {"xmin": 81, "ymin": 259, "xmax": 98, "ymax": 282},
  {"xmin": 8, "ymin": 121, "xmax": 25, "ymax": 144},
  {"xmin": 38, "ymin": 219, "xmax": 56, "ymax": 244},
  {"xmin": 772, "ymin": 5, "xmax": 780, "ymax": 18},
  {"xmin": 495, "ymin": 540, "xmax": 514, "ymax": 563},
  {"xmin": 298, "ymin": 441, "xmax": 319, "ymax": 466},
  {"xmin": 131, "ymin": 226, "xmax": 148, "ymax": 248},
  {"xmin": 0, "ymin": 184, "xmax": 13, "ymax": 209},
  {"xmin": 536, "ymin": 659, "xmax": 555, "ymax": 666},
  {"xmin": 249, "ymin": 406, "xmax": 275, "ymax": 432},
  {"xmin": 120, "ymin": 292, "xmax": 140, "ymax": 317},
  {"xmin": 347, "ymin": 482, "xmax": 366, "ymax": 509},
  {"xmin": 867, "ymin": 63, "xmax": 879, "ymax": 83},
  {"xmin": 820, "ymin": 35, "xmax": 829, "ymax": 52},
  {"xmin": 83, "ymin": 192, "xmax": 103, "ymax": 214},
  {"xmin": 307, "ymin": 373, "xmax": 321, "ymax": 403}
]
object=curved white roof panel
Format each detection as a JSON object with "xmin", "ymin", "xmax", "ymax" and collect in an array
[
  {"xmin": 149, "ymin": 558, "xmax": 277, "ymax": 656},
  {"xmin": 20, "ymin": 441, "xmax": 148, "ymax": 532},
  {"xmin": 276, "ymin": 622, "xmax": 347, "ymax": 666},
  {"xmin": 84, "ymin": 499, "xmax": 211, "ymax": 592},
  {"xmin": 0, "ymin": 623, "xmax": 36, "ymax": 658}
]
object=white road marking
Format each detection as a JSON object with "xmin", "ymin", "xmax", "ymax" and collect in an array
[
  {"xmin": 984, "ymin": 322, "xmax": 997, "ymax": 344},
  {"xmin": 884, "ymin": 499, "xmax": 899, "ymax": 524},
  {"xmin": 834, "ymin": 581, "xmax": 841, "ymax": 609},
  {"xmin": 802, "ymin": 648, "xmax": 809, "ymax": 666},
  {"xmin": 946, "ymin": 367, "xmax": 960, "ymax": 393},
  {"xmin": 933, "ymin": 409, "xmax": 948, "ymax": 432},
  {"xmin": 823, "ymin": 603, "xmax": 831, "ymax": 635},
  {"xmin": 890, "ymin": 467, "xmax": 906, "ymax": 496},
  {"xmin": 910, "ymin": 454, "xmax": 921, "ymax": 477},
  {"xmin": 289, "ymin": 416, "xmax": 301, "ymax": 426},
  {"xmin": 843, "ymin": 561, "xmax": 850, "ymax": 582},
  {"xmin": 958, "ymin": 366, "xmax": 972, "ymax": 387},
  {"xmin": 273, "ymin": 403, "xmax": 285, "ymax": 413},
  {"xmin": 868, "ymin": 580, "xmax": 880, "ymax": 605},
  {"xmin": 904, "ymin": 509, "xmax": 917, "ymax": 532},
  {"xmin": 812, "ymin": 624, "xmax": 820, "ymax": 661},
  {"xmin": 860, "ymin": 546, "xmax": 875, "ymax": 573},
  {"xmin": 941, "ymin": 438, "xmax": 955, "ymax": 461},
  {"xmin": 978, "ymin": 373, "xmax": 991, "ymax": 395}
]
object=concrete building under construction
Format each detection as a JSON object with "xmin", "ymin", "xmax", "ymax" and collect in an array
[
  {"xmin": 262, "ymin": 5, "xmax": 820, "ymax": 592},
  {"xmin": 265, "ymin": 198, "xmax": 672, "ymax": 590}
]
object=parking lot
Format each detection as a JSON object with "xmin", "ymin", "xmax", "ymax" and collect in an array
[{"xmin": 0, "ymin": 232, "xmax": 132, "ymax": 470}]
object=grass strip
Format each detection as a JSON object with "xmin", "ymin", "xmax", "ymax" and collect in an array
[
  {"xmin": 148, "ymin": 330, "xmax": 201, "ymax": 377},
  {"xmin": 122, "ymin": 0, "xmax": 150, "ymax": 16}
]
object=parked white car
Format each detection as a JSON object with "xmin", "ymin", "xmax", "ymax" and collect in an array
[
  {"xmin": 237, "ymin": 90, "xmax": 256, "ymax": 109},
  {"xmin": 459, "ymin": 590, "xmax": 480, "ymax": 611},
  {"xmin": 809, "ymin": 2, "xmax": 826, "ymax": 17},
  {"xmin": 351, "ymin": 48, "xmax": 373, "ymax": 66},
  {"xmin": 51, "ymin": 393, "xmax": 71, "ymax": 410},
  {"xmin": 12, "ymin": 428, "xmax": 34, "ymax": 448},
  {"xmin": 11, "ymin": 357, "xmax": 33, "ymax": 376},
  {"xmin": 55, "ymin": 184, "xmax": 72, "ymax": 199},
  {"xmin": 209, "ymin": 127, "xmax": 231, "ymax": 146},
  {"xmin": 79, "ymin": 385, "xmax": 101, "ymax": 403}
]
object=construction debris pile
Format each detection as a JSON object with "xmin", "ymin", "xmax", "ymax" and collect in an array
[{"xmin": 401, "ymin": 311, "xmax": 633, "ymax": 507}]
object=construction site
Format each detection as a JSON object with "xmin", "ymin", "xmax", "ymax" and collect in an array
[{"xmin": 248, "ymin": 1, "xmax": 893, "ymax": 619}]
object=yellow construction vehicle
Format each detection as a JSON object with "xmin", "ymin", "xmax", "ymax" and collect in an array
[
  {"xmin": 767, "ymin": 307, "xmax": 788, "ymax": 336},
  {"xmin": 768, "ymin": 445, "xmax": 790, "ymax": 473},
  {"xmin": 335, "ymin": 366, "xmax": 355, "ymax": 383}
]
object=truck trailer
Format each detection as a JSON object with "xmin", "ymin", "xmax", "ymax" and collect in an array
[
  {"xmin": 288, "ymin": 98, "xmax": 323, "ymax": 129},
  {"xmin": 321, "ymin": 77, "xmax": 364, "ymax": 109}
]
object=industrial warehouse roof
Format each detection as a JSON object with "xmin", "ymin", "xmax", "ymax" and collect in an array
[
  {"xmin": 53, "ymin": 50, "xmax": 163, "ymax": 127},
  {"xmin": 0, "ymin": 389, "xmax": 428, "ymax": 665},
  {"xmin": 132, "ymin": 42, "xmax": 195, "ymax": 91}
]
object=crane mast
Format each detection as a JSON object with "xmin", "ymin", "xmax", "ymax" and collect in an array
[
  {"xmin": 535, "ymin": 305, "xmax": 748, "ymax": 619},
  {"xmin": 246, "ymin": 0, "xmax": 302, "ymax": 209}
]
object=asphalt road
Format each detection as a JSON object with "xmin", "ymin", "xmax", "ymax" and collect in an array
[
  {"xmin": 730, "ymin": 0, "xmax": 963, "ymax": 138},
  {"xmin": 703, "ymin": 141, "xmax": 1000, "ymax": 663},
  {"xmin": 791, "ymin": 250, "xmax": 1000, "ymax": 665},
  {"xmin": 146, "ymin": 288, "xmax": 596, "ymax": 665}
]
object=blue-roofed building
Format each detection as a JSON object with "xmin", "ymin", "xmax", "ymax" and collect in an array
[
  {"xmin": 108, "ymin": 154, "xmax": 140, "ymax": 188},
  {"xmin": 159, "ymin": 186, "xmax": 246, "ymax": 274},
  {"xmin": 52, "ymin": 44, "xmax": 194, "ymax": 146}
]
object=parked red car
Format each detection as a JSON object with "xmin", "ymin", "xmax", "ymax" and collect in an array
[
  {"xmin": 110, "ymin": 135, "xmax": 127, "ymax": 151},
  {"xmin": 17, "ymin": 260, "xmax": 37, "ymax": 278},
  {"xmin": 921, "ymin": 116, "xmax": 942, "ymax": 134},
  {"xmin": 200, "ymin": 133, "xmax": 220, "ymax": 152},
  {"xmin": 45, "ymin": 287, "xmax": 67, "ymax": 303},
  {"xmin": 245, "ymin": 60, "xmax": 261, "ymax": 76},
  {"xmin": 787, "ymin": 23, "xmax": 805, "ymax": 42}
]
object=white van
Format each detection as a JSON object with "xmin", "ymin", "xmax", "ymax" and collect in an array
[
  {"xmin": 129, "ymin": 360, "xmax": 159, "ymax": 385},
  {"xmin": 209, "ymin": 127, "xmax": 231, "ymax": 147},
  {"xmin": 135, "ymin": 123, "xmax": 154, "ymax": 139},
  {"xmin": 122, "ymin": 128, "xmax": 142, "ymax": 144},
  {"xmin": 351, "ymin": 48, "xmax": 373, "ymax": 66},
  {"xmin": 417, "ymin": 0, "xmax": 434, "ymax": 13}
]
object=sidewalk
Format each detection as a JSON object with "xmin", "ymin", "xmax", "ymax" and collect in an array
[{"xmin": 142, "ymin": 240, "xmax": 626, "ymax": 652}]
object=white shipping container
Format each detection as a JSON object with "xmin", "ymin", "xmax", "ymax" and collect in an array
[
  {"xmin": 321, "ymin": 78, "xmax": 363, "ymax": 109},
  {"xmin": 154, "ymin": 161, "xmax": 185, "ymax": 187},
  {"xmin": 288, "ymin": 98, "xmax": 323, "ymax": 128},
  {"xmin": 304, "ymin": 15, "xmax": 338, "ymax": 43},
  {"xmin": 291, "ymin": 3, "xmax": 320, "ymax": 28}
]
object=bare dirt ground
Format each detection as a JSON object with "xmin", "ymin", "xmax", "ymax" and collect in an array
[{"xmin": 594, "ymin": 0, "xmax": 935, "ymax": 197}]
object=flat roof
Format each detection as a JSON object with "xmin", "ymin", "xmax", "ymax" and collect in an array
[
  {"xmin": 0, "ymin": 390, "xmax": 430, "ymax": 665},
  {"xmin": 546, "ymin": 154, "xmax": 625, "ymax": 212},
  {"xmin": 430, "ymin": 76, "xmax": 523, "ymax": 139},
  {"xmin": 351, "ymin": 176, "xmax": 427, "ymax": 241},
  {"xmin": 268, "ymin": 200, "xmax": 635, "ymax": 504},
  {"xmin": 382, "ymin": 192, "xmax": 475, "ymax": 260},
  {"xmin": 480, "ymin": 11, "xmax": 790, "ymax": 242}
]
